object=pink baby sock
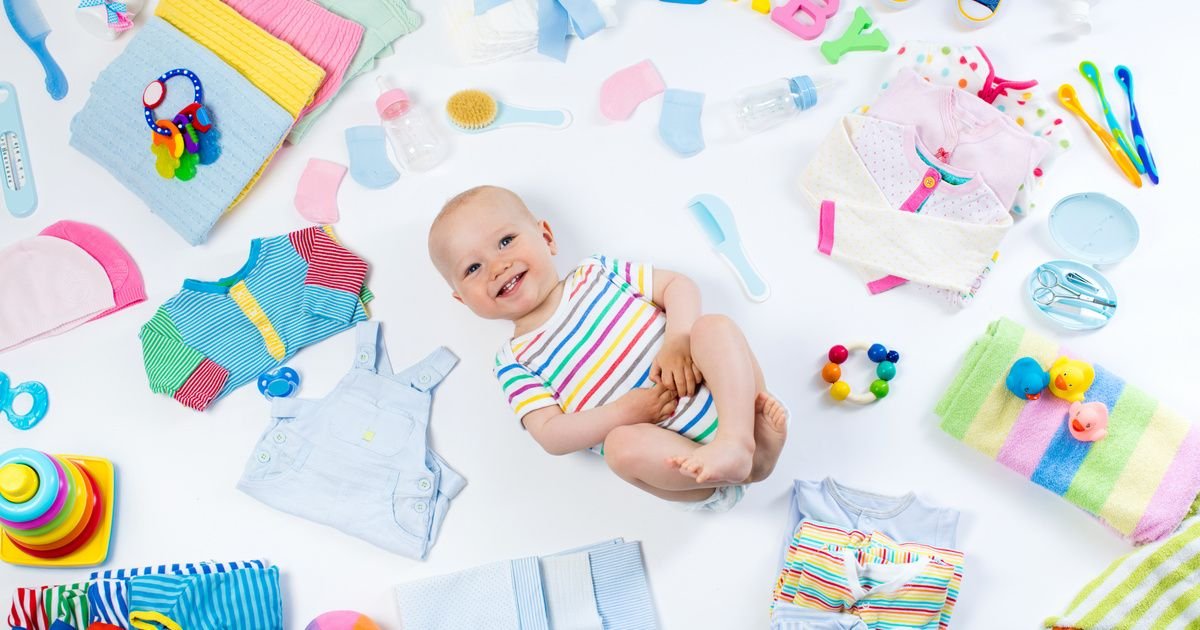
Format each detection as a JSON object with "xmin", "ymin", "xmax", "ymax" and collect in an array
[
  {"xmin": 600, "ymin": 59, "xmax": 667, "ymax": 121},
  {"xmin": 295, "ymin": 158, "xmax": 347, "ymax": 224}
]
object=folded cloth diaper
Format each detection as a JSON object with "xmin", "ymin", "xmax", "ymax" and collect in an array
[
  {"xmin": 879, "ymin": 41, "xmax": 1074, "ymax": 216},
  {"xmin": 1045, "ymin": 516, "xmax": 1200, "ymax": 629},
  {"xmin": 288, "ymin": 0, "xmax": 423, "ymax": 143},
  {"xmin": 445, "ymin": 0, "xmax": 617, "ymax": 65},
  {"xmin": 220, "ymin": 0, "xmax": 364, "ymax": 119},
  {"xmin": 801, "ymin": 115, "xmax": 1011, "ymax": 299},
  {"xmin": 0, "ymin": 221, "xmax": 145, "ymax": 353},
  {"xmin": 936, "ymin": 318, "xmax": 1200, "ymax": 544},
  {"xmin": 394, "ymin": 539, "xmax": 657, "ymax": 630},
  {"xmin": 70, "ymin": 17, "xmax": 295, "ymax": 244},
  {"xmin": 139, "ymin": 226, "xmax": 371, "ymax": 411}
]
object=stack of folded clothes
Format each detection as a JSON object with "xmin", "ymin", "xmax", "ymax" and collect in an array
[{"xmin": 70, "ymin": 0, "xmax": 422, "ymax": 245}]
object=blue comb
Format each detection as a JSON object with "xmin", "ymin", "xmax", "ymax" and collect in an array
[
  {"xmin": 3, "ymin": 0, "xmax": 68, "ymax": 100},
  {"xmin": 687, "ymin": 194, "xmax": 770, "ymax": 302}
]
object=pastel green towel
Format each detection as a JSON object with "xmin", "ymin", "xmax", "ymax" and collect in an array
[
  {"xmin": 936, "ymin": 318, "xmax": 1200, "ymax": 544},
  {"xmin": 287, "ymin": 0, "xmax": 422, "ymax": 143},
  {"xmin": 1044, "ymin": 517, "xmax": 1200, "ymax": 629}
]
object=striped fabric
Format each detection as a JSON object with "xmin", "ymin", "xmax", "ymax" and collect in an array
[
  {"xmin": 90, "ymin": 559, "xmax": 268, "ymax": 581},
  {"xmin": 126, "ymin": 566, "xmax": 282, "ymax": 630},
  {"xmin": 588, "ymin": 540, "xmax": 658, "ymax": 630},
  {"xmin": 495, "ymin": 256, "xmax": 718, "ymax": 453},
  {"xmin": 88, "ymin": 580, "xmax": 129, "ymax": 628},
  {"xmin": 8, "ymin": 587, "xmax": 48, "ymax": 630},
  {"xmin": 511, "ymin": 556, "xmax": 550, "ymax": 630},
  {"xmin": 41, "ymin": 583, "xmax": 89, "ymax": 629},
  {"xmin": 140, "ymin": 226, "xmax": 370, "ymax": 411},
  {"xmin": 936, "ymin": 318, "xmax": 1200, "ymax": 544},
  {"xmin": 1046, "ymin": 517, "xmax": 1200, "ymax": 629},
  {"xmin": 773, "ymin": 521, "xmax": 964, "ymax": 630}
]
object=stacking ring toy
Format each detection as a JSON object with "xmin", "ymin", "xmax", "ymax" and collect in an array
[
  {"xmin": 821, "ymin": 342, "xmax": 900, "ymax": 404},
  {"xmin": 0, "ymin": 449, "xmax": 59, "ymax": 523},
  {"xmin": 0, "ymin": 448, "xmax": 116, "ymax": 567},
  {"xmin": 0, "ymin": 372, "xmax": 49, "ymax": 431}
]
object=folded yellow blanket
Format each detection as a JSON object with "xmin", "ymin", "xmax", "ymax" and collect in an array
[{"xmin": 156, "ymin": 0, "xmax": 325, "ymax": 119}]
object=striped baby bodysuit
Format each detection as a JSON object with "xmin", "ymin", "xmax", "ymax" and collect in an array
[
  {"xmin": 140, "ymin": 226, "xmax": 371, "ymax": 411},
  {"xmin": 494, "ymin": 256, "xmax": 718, "ymax": 454}
]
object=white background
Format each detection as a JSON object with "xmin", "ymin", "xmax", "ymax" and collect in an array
[{"xmin": 2, "ymin": 1, "xmax": 1199, "ymax": 628}]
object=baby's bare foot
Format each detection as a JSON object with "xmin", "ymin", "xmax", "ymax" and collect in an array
[
  {"xmin": 748, "ymin": 392, "xmax": 788, "ymax": 482},
  {"xmin": 672, "ymin": 441, "xmax": 754, "ymax": 485}
]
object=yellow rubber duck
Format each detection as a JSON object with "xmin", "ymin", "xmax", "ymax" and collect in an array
[{"xmin": 1048, "ymin": 356, "xmax": 1095, "ymax": 403}]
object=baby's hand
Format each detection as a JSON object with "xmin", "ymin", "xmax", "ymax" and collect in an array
[
  {"xmin": 616, "ymin": 383, "xmax": 679, "ymax": 424},
  {"xmin": 651, "ymin": 333, "xmax": 702, "ymax": 398}
]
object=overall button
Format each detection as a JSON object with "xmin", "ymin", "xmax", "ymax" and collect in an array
[
  {"xmin": 418, "ymin": 479, "xmax": 432, "ymax": 491},
  {"xmin": 257, "ymin": 452, "xmax": 271, "ymax": 463},
  {"xmin": 418, "ymin": 372, "xmax": 432, "ymax": 385},
  {"xmin": 272, "ymin": 432, "xmax": 286, "ymax": 444},
  {"xmin": 413, "ymin": 501, "xmax": 428, "ymax": 513}
]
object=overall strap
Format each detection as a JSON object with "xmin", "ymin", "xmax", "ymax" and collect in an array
[
  {"xmin": 352, "ymin": 321, "xmax": 393, "ymax": 375},
  {"xmin": 407, "ymin": 347, "xmax": 459, "ymax": 392}
]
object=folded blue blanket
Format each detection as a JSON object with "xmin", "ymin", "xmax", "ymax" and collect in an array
[{"xmin": 70, "ymin": 18, "xmax": 292, "ymax": 245}]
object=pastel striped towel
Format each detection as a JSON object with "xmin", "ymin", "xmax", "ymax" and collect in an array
[
  {"xmin": 1045, "ymin": 517, "xmax": 1200, "ymax": 628},
  {"xmin": 936, "ymin": 318, "xmax": 1200, "ymax": 544}
]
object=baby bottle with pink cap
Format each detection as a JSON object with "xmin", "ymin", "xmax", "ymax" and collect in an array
[{"xmin": 376, "ymin": 76, "xmax": 448, "ymax": 172}]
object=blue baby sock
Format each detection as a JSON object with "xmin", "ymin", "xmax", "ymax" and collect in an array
[
  {"xmin": 345, "ymin": 125, "xmax": 399, "ymax": 189},
  {"xmin": 658, "ymin": 89, "xmax": 705, "ymax": 157}
]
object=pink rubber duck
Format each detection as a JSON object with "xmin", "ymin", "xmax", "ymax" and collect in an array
[{"xmin": 1068, "ymin": 401, "xmax": 1109, "ymax": 442}]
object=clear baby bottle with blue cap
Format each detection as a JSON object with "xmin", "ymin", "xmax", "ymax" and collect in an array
[
  {"xmin": 733, "ymin": 75, "xmax": 836, "ymax": 135},
  {"xmin": 376, "ymin": 76, "xmax": 448, "ymax": 172}
]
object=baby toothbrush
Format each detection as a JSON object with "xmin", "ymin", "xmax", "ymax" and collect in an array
[
  {"xmin": 1114, "ymin": 65, "xmax": 1159, "ymax": 185},
  {"xmin": 1057, "ymin": 84, "xmax": 1141, "ymax": 188},
  {"xmin": 3, "ymin": 0, "xmax": 68, "ymax": 100},
  {"xmin": 1079, "ymin": 61, "xmax": 1143, "ymax": 173}
]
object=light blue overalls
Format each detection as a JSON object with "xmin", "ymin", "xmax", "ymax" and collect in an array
[{"xmin": 238, "ymin": 322, "xmax": 465, "ymax": 559}]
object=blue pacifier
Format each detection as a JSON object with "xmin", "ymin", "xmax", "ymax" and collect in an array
[
  {"xmin": 257, "ymin": 367, "xmax": 300, "ymax": 400},
  {"xmin": 0, "ymin": 373, "xmax": 49, "ymax": 431}
]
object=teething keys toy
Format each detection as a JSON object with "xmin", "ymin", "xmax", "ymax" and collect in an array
[
  {"xmin": 0, "ymin": 448, "xmax": 116, "ymax": 567},
  {"xmin": 144, "ymin": 68, "xmax": 220, "ymax": 181},
  {"xmin": 822, "ymin": 342, "xmax": 899, "ymax": 404},
  {"xmin": 0, "ymin": 372, "xmax": 48, "ymax": 430}
]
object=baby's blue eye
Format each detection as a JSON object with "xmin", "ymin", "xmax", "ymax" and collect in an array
[
  {"xmin": 466, "ymin": 263, "xmax": 480, "ymax": 276},
  {"xmin": 500, "ymin": 235, "xmax": 515, "ymax": 248}
]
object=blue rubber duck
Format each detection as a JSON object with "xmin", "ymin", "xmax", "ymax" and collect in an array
[{"xmin": 1006, "ymin": 357, "xmax": 1050, "ymax": 401}]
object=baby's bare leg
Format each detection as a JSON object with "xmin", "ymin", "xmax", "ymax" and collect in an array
[
  {"xmin": 669, "ymin": 315, "xmax": 759, "ymax": 484},
  {"xmin": 604, "ymin": 424, "xmax": 723, "ymax": 502}
]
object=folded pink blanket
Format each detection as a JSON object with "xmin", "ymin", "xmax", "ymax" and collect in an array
[{"xmin": 222, "ymin": 0, "xmax": 364, "ymax": 118}]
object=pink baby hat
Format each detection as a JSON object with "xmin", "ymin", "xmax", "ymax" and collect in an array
[{"xmin": 0, "ymin": 221, "xmax": 145, "ymax": 352}]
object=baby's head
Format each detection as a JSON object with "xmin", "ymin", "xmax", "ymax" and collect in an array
[{"xmin": 428, "ymin": 185, "xmax": 560, "ymax": 322}]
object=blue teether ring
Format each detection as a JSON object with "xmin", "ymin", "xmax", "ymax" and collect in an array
[
  {"xmin": 144, "ymin": 68, "xmax": 204, "ymax": 136},
  {"xmin": 257, "ymin": 367, "xmax": 300, "ymax": 400},
  {"xmin": 0, "ymin": 373, "xmax": 49, "ymax": 431},
  {"xmin": 0, "ymin": 448, "xmax": 59, "ymax": 523}
]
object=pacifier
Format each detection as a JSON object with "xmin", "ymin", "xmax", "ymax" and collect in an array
[
  {"xmin": 0, "ymin": 372, "xmax": 49, "ymax": 431},
  {"xmin": 257, "ymin": 367, "xmax": 300, "ymax": 400}
]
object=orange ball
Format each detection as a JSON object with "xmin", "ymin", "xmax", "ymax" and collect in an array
[{"xmin": 821, "ymin": 362, "xmax": 841, "ymax": 383}]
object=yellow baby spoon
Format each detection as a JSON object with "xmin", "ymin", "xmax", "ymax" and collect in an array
[{"xmin": 1058, "ymin": 84, "xmax": 1141, "ymax": 188}]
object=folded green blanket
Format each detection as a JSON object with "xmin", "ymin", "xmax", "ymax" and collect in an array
[
  {"xmin": 936, "ymin": 318, "xmax": 1200, "ymax": 544},
  {"xmin": 1045, "ymin": 517, "xmax": 1200, "ymax": 629}
]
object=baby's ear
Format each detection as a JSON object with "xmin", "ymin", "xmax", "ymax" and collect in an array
[
  {"xmin": 452, "ymin": 291, "xmax": 464, "ymax": 305},
  {"xmin": 539, "ymin": 219, "xmax": 558, "ymax": 254}
]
